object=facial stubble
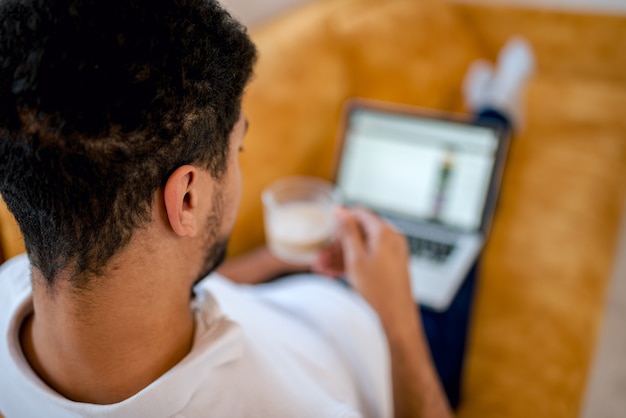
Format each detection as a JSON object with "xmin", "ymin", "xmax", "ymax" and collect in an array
[{"xmin": 194, "ymin": 188, "xmax": 230, "ymax": 286}]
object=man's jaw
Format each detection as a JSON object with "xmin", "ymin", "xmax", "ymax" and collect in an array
[{"xmin": 193, "ymin": 236, "xmax": 229, "ymax": 287}]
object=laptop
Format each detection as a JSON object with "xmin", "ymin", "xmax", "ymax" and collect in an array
[{"xmin": 333, "ymin": 98, "xmax": 511, "ymax": 311}]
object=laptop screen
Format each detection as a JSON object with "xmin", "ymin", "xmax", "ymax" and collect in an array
[{"xmin": 336, "ymin": 108, "xmax": 500, "ymax": 232}]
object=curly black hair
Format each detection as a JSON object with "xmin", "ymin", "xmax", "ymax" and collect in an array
[{"xmin": 0, "ymin": 0, "xmax": 257, "ymax": 286}]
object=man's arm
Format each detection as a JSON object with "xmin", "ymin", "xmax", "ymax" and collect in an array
[
  {"xmin": 315, "ymin": 207, "xmax": 452, "ymax": 418},
  {"xmin": 216, "ymin": 247, "xmax": 308, "ymax": 285}
]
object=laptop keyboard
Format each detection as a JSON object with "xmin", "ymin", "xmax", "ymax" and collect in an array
[{"xmin": 406, "ymin": 235, "xmax": 455, "ymax": 263}]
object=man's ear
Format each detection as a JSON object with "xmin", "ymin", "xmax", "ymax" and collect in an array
[{"xmin": 163, "ymin": 165, "xmax": 201, "ymax": 237}]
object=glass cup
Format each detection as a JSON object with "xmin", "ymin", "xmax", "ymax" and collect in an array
[{"xmin": 262, "ymin": 176, "xmax": 337, "ymax": 265}]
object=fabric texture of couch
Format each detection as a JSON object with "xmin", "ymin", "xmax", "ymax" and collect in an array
[{"xmin": 1, "ymin": 0, "xmax": 625, "ymax": 416}]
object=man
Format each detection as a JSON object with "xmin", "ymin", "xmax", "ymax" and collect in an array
[{"xmin": 0, "ymin": 0, "xmax": 451, "ymax": 416}]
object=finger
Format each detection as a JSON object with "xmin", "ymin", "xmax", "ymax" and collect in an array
[
  {"xmin": 311, "ymin": 250, "xmax": 342, "ymax": 276},
  {"xmin": 353, "ymin": 206, "xmax": 403, "ymax": 234},
  {"xmin": 350, "ymin": 207, "xmax": 387, "ymax": 242},
  {"xmin": 312, "ymin": 248, "xmax": 331, "ymax": 270},
  {"xmin": 337, "ymin": 208, "xmax": 365, "ymax": 264}
]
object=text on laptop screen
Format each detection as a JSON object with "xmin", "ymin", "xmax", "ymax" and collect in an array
[{"xmin": 337, "ymin": 109, "xmax": 499, "ymax": 231}]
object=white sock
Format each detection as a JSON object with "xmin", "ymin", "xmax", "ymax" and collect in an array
[
  {"xmin": 489, "ymin": 36, "xmax": 535, "ymax": 129},
  {"xmin": 463, "ymin": 36, "xmax": 535, "ymax": 131},
  {"xmin": 463, "ymin": 59, "xmax": 494, "ymax": 111}
]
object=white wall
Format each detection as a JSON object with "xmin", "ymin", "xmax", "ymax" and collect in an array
[
  {"xmin": 220, "ymin": 0, "xmax": 314, "ymax": 26},
  {"xmin": 221, "ymin": 0, "xmax": 626, "ymax": 26},
  {"xmin": 448, "ymin": 0, "xmax": 626, "ymax": 15}
]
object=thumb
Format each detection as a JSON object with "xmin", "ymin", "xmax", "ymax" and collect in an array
[{"xmin": 337, "ymin": 208, "xmax": 365, "ymax": 265}]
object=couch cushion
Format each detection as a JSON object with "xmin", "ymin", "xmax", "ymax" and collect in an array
[{"xmin": 331, "ymin": 0, "xmax": 481, "ymax": 110}]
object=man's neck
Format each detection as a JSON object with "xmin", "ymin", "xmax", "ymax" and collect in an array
[{"xmin": 20, "ymin": 261, "xmax": 196, "ymax": 405}]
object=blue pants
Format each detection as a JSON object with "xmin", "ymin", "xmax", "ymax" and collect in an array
[
  {"xmin": 420, "ymin": 262, "xmax": 478, "ymax": 409},
  {"xmin": 421, "ymin": 108, "xmax": 512, "ymax": 409}
]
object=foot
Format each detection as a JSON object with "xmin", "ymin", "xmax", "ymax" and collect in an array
[
  {"xmin": 462, "ymin": 59, "xmax": 493, "ymax": 112},
  {"xmin": 463, "ymin": 36, "xmax": 535, "ymax": 131}
]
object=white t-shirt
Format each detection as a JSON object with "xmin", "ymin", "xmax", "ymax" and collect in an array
[{"xmin": 0, "ymin": 255, "xmax": 392, "ymax": 418}]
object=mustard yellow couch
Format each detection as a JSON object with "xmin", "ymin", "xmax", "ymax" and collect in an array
[{"xmin": 1, "ymin": 0, "xmax": 625, "ymax": 416}]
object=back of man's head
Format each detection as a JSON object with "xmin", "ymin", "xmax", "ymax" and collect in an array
[{"xmin": 0, "ymin": 0, "xmax": 257, "ymax": 286}]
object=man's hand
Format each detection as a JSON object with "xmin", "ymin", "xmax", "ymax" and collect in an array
[
  {"xmin": 312, "ymin": 238, "xmax": 344, "ymax": 278},
  {"xmin": 314, "ymin": 207, "xmax": 416, "ymax": 327},
  {"xmin": 315, "ymin": 207, "xmax": 452, "ymax": 418}
]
